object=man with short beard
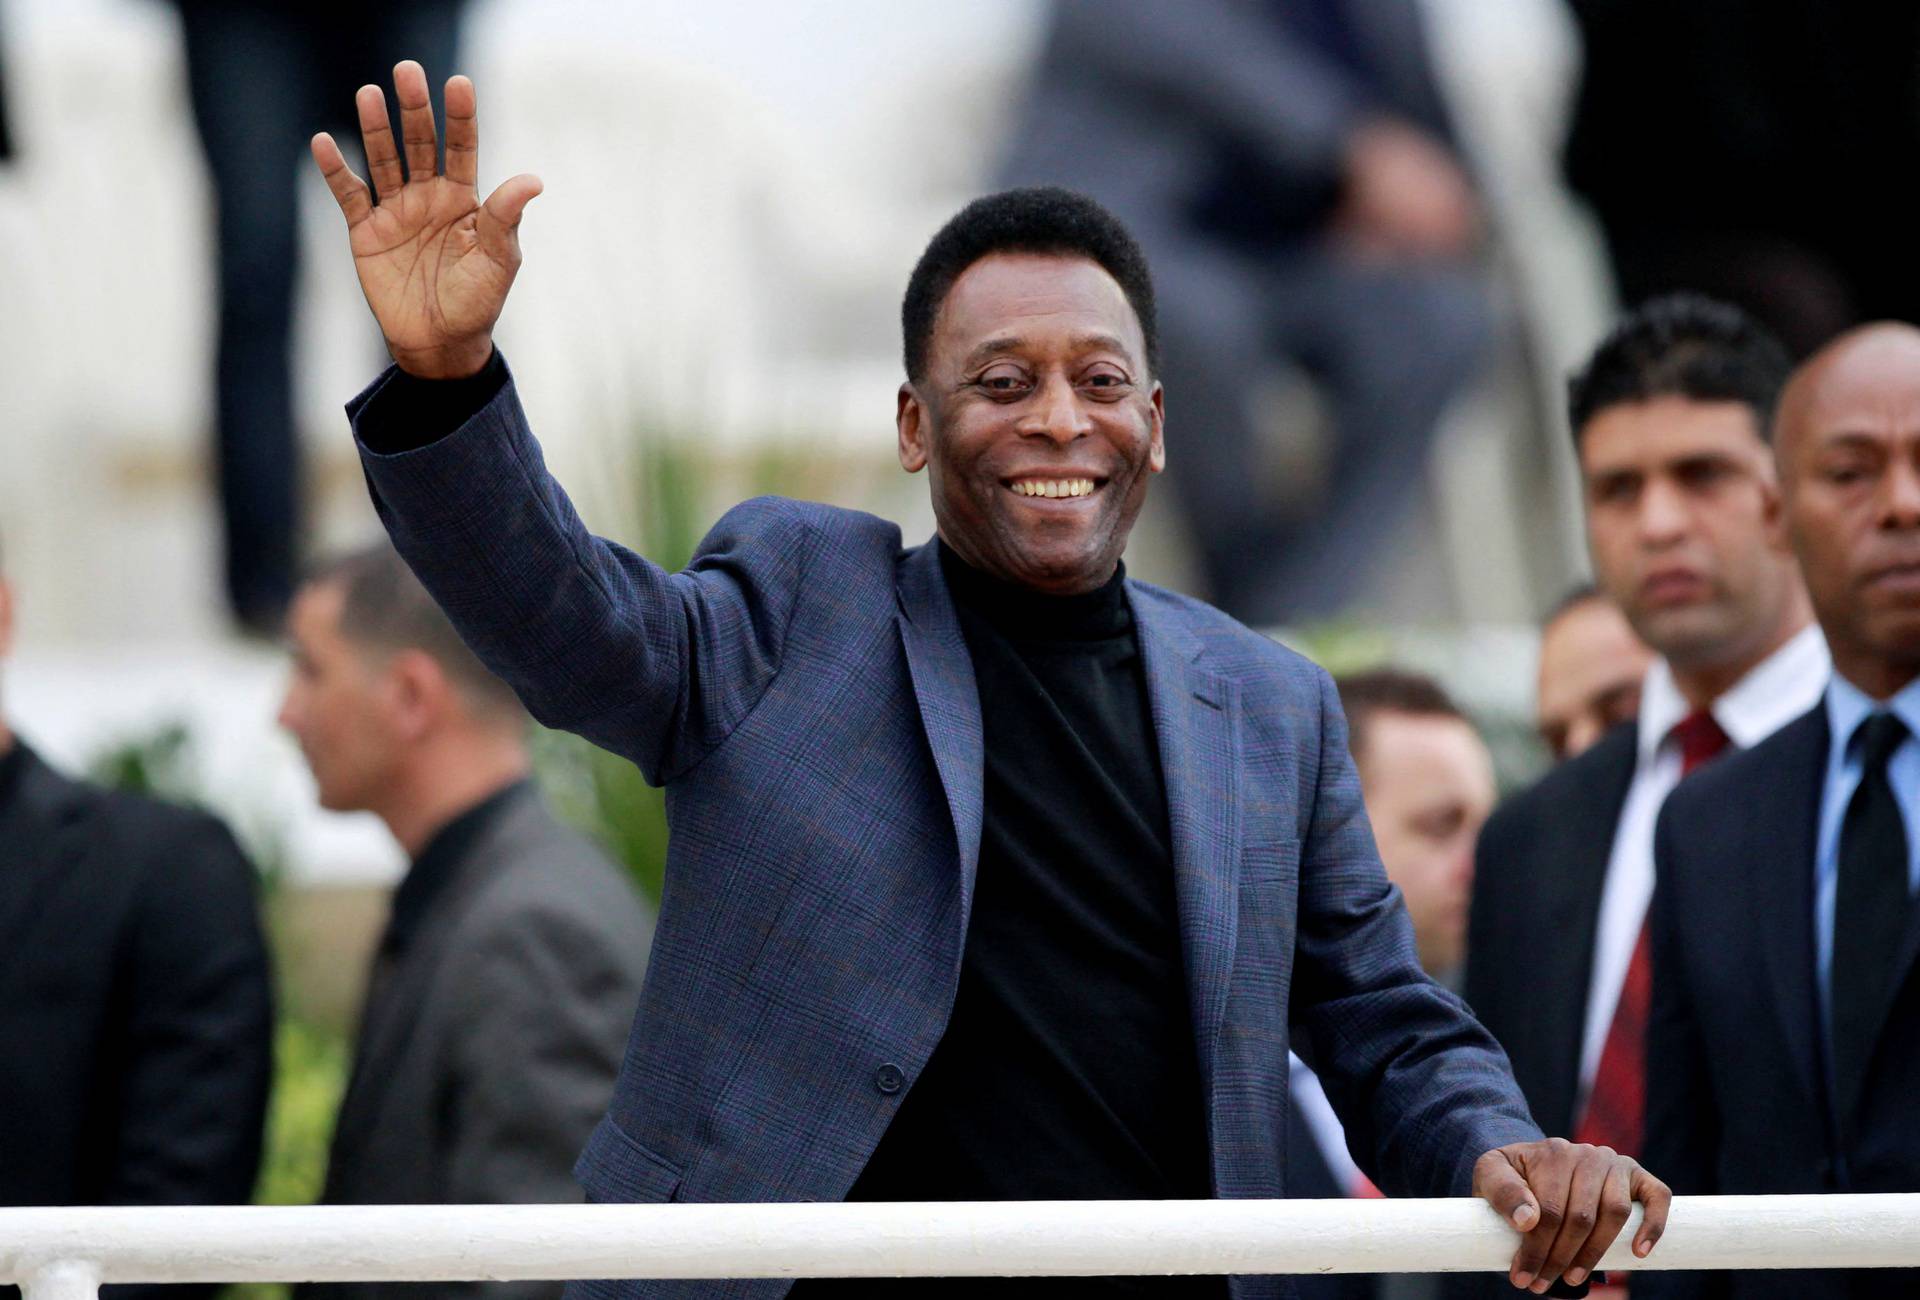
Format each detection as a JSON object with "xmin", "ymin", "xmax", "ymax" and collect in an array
[
  {"xmin": 1641, "ymin": 324, "xmax": 1920, "ymax": 1300},
  {"xmin": 304, "ymin": 61, "xmax": 1670, "ymax": 1299},
  {"xmin": 1465, "ymin": 297, "xmax": 1827, "ymax": 1293}
]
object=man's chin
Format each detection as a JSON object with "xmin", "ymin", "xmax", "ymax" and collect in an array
[{"xmin": 995, "ymin": 543, "xmax": 1117, "ymax": 595}]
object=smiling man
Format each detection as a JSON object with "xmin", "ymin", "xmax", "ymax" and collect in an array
[
  {"xmin": 309, "ymin": 62, "xmax": 1667, "ymax": 1299},
  {"xmin": 1465, "ymin": 296, "xmax": 1825, "ymax": 1296}
]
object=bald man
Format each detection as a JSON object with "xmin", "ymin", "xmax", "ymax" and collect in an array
[{"xmin": 1643, "ymin": 324, "xmax": 1920, "ymax": 1300}]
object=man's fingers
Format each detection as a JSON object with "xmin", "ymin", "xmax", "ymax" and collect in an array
[
  {"xmin": 444, "ymin": 75, "xmax": 478, "ymax": 188},
  {"xmin": 1631, "ymin": 1167, "xmax": 1672, "ymax": 1258},
  {"xmin": 357, "ymin": 84, "xmax": 404, "ymax": 200},
  {"xmin": 393, "ymin": 60, "xmax": 440, "ymax": 182},
  {"xmin": 1554, "ymin": 1153, "xmax": 1631, "ymax": 1289},
  {"xmin": 310, "ymin": 133, "xmax": 373, "ymax": 226},
  {"xmin": 1476, "ymin": 1155, "xmax": 1540, "ymax": 1232},
  {"xmin": 1508, "ymin": 1166, "xmax": 1569, "ymax": 1292},
  {"xmin": 476, "ymin": 173, "xmax": 543, "ymax": 260}
]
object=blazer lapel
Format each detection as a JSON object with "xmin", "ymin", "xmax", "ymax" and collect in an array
[
  {"xmin": 1538, "ymin": 729, "xmax": 1637, "ymax": 1135},
  {"xmin": 1746, "ymin": 707, "xmax": 1829, "ymax": 1119},
  {"xmin": 894, "ymin": 541, "xmax": 986, "ymax": 924},
  {"xmin": 1129, "ymin": 588, "xmax": 1242, "ymax": 1100}
]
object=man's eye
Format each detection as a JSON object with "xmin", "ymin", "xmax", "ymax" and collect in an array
[
  {"xmin": 978, "ymin": 372, "xmax": 1030, "ymax": 394},
  {"xmin": 1591, "ymin": 476, "xmax": 1637, "ymax": 504}
]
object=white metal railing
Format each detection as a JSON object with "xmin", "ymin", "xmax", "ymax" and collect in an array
[{"xmin": 4, "ymin": 1197, "xmax": 1919, "ymax": 1297}]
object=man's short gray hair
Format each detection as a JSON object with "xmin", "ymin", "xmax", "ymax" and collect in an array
[{"xmin": 307, "ymin": 542, "xmax": 525, "ymax": 724}]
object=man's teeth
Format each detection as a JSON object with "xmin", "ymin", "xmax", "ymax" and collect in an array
[{"xmin": 1010, "ymin": 478, "xmax": 1097, "ymax": 498}]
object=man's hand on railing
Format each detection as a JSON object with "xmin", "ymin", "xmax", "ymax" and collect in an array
[{"xmin": 1472, "ymin": 1137, "xmax": 1670, "ymax": 1294}]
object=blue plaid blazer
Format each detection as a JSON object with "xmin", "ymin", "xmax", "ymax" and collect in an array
[{"xmin": 351, "ymin": 366, "xmax": 1540, "ymax": 1300}]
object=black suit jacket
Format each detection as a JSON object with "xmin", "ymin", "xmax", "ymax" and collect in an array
[
  {"xmin": 1640, "ymin": 706, "xmax": 1920, "ymax": 1300},
  {"xmin": 0, "ymin": 742, "xmax": 274, "ymax": 1299},
  {"xmin": 1464, "ymin": 726, "xmax": 1638, "ymax": 1141}
]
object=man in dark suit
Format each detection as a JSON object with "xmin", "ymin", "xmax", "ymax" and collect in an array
[
  {"xmin": 304, "ymin": 62, "xmax": 1671, "ymax": 1299},
  {"xmin": 1000, "ymin": 0, "xmax": 1488, "ymax": 623},
  {"xmin": 1642, "ymin": 323, "xmax": 1920, "ymax": 1299},
  {"xmin": 278, "ymin": 542, "xmax": 652, "ymax": 1300},
  {"xmin": 1465, "ymin": 296, "xmax": 1825, "ymax": 1289},
  {"xmin": 0, "ymin": 546, "xmax": 274, "ymax": 1300},
  {"xmin": 1290, "ymin": 671, "xmax": 1498, "ymax": 1300}
]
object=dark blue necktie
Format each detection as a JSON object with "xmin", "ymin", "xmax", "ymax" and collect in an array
[{"xmin": 1832, "ymin": 711, "xmax": 1912, "ymax": 1120}]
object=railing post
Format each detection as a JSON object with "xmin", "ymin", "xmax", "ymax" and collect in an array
[{"xmin": 20, "ymin": 1261, "xmax": 101, "ymax": 1300}]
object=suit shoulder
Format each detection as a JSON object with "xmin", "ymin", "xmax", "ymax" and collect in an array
[
  {"xmin": 704, "ymin": 496, "xmax": 900, "ymax": 560},
  {"xmin": 1484, "ymin": 724, "xmax": 1637, "ymax": 847},
  {"xmin": 462, "ymin": 803, "xmax": 654, "ymax": 954},
  {"xmin": 1661, "ymin": 704, "xmax": 1826, "ymax": 835},
  {"xmin": 1126, "ymin": 579, "xmax": 1324, "ymax": 688},
  {"xmin": 73, "ymin": 781, "xmax": 257, "ymax": 891}
]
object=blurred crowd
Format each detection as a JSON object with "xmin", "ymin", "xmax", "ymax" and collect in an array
[{"xmin": 3, "ymin": 2, "xmax": 1919, "ymax": 1299}]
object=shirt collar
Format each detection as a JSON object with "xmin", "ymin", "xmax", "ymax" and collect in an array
[
  {"xmin": 1825, "ymin": 670, "xmax": 1920, "ymax": 768},
  {"xmin": 383, "ymin": 778, "xmax": 532, "ymax": 956},
  {"xmin": 1636, "ymin": 623, "xmax": 1830, "ymax": 764}
]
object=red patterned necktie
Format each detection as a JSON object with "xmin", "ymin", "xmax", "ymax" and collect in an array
[{"xmin": 1575, "ymin": 708, "xmax": 1729, "ymax": 1157}]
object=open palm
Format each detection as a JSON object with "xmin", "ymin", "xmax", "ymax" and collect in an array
[{"xmin": 310, "ymin": 61, "xmax": 542, "ymax": 379}]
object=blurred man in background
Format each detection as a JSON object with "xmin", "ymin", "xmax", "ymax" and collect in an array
[
  {"xmin": 0, "ymin": 540, "xmax": 273, "ymax": 1300},
  {"xmin": 1465, "ymin": 297, "xmax": 1827, "ymax": 1292},
  {"xmin": 1536, "ymin": 584, "xmax": 1655, "ymax": 762},
  {"xmin": 280, "ymin": 542, "xmax": 651, "ymax": 1300},
  {"xmin": 1002, "ymin": 0, "xmax": 1488, "ymax": 624},
  {"xmin": 1644, "ymin": 323, "xmax": 1920, "ymax": 1300},
  {"xmin": 1288, "ymin": 669, "xmax": 1497, "ymax": 1300},
  {"xmin": 171, "ymin": 0, "xmax": 467, "ymax": 633}
]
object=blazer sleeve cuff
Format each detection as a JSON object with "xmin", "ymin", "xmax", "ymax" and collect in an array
[
  {"xmin": 349, "ymin": 352, "xmax": 544, "ymax": 538},
  {"xmin": 1447, "ymin": 1113, "xmax": 1548, "ymax": 1198}
]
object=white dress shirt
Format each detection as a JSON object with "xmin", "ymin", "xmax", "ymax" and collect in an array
[
  {"xmin": 1574, "ymin": 623, "xmax": 1830, "ymax": 1107},
  {"xmin": 1288, "ymin": 1052, "xmax": 1362, "ymax": 1193}
]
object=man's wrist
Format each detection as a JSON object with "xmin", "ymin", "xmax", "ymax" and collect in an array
[{"xmin": 389, "ymin": 336, "xmax": 497, "ymax": 381}]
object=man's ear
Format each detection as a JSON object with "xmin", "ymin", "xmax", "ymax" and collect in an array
[
  {"xmin": 1148, "ymin": 381, "xmax": 1167, "ymax": 473},
  {"xmin": 388, "ymin": 649, "xmax": 453, "ymax": 743},
  {"xmin": 897, "ymin": 383, "xmax": 930, "ymax": 474},
  {"xmin": 1757, "ymin": 448, "xmax": 1794, "ymax": 553}
]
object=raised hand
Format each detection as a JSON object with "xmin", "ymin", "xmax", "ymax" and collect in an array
[{"xmin": 310, "ymin": 61, "xmax": 542, "ymax": 380}]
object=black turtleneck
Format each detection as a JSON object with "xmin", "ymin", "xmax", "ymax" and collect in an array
[{"xmin": 806, "ymin": 542, "xmax": 1218, "ymax": 1299}]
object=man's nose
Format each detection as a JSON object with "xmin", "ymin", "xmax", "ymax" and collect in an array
[
  {"xmin": 1880, "ymin": 455, "xmax": 1920, "ymax": 530},
  {"xmin": 1019, "ymin": 373, "xmax": 1093, "ymax": 444},
  {"xmin": 1636, "ymin": 477, "xmax": 1691, "ymax": 545}
]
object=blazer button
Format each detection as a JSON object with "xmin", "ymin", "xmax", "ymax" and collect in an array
[{"xmin": 874, "ymin": 1063, "xmax": 906, "ymax": 1095}]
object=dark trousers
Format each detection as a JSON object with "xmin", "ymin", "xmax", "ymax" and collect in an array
[
  {"xmin": 1144, "ymin": 231, "xmax": 1490, "ymax": 625},
  {"xmin": 178, "ymin": 0, "xmax": 462, "ymax": 628}
]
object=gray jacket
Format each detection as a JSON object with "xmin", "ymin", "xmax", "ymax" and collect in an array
[{"xmin": 303, "ymin": 783, "xmax": 653, "ymax": 1300}]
